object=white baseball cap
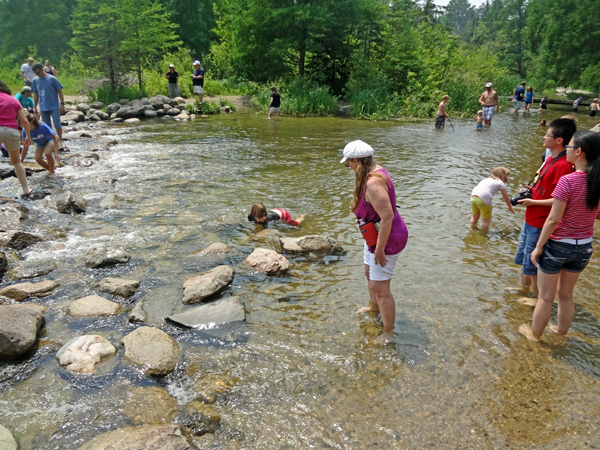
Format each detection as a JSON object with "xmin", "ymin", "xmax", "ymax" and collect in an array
[
  {"xmin": 485, "ymin": 82, "xmax": 493, "ymax": 87},
  {"xmin": 168, "ymin": 64, "xmax": 174, "ymax": 67},
  {"xmin": 193, "ymin": 60, "xmax": 200, "ymax": 66},
  {"xmin": 340, "ymin": 140, "xmax": 374, "ymax": 164}
]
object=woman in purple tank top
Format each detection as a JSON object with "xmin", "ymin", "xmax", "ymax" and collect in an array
[{"xmin": 341, "ymin": 140, "xmax": 408, "ymax": 344}]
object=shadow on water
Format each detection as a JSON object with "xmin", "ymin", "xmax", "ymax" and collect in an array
[{"xmin": 1, "ymin": 106, "xmax": 600, "ymax": 448}]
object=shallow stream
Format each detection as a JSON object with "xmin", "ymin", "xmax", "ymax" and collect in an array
[{"xmin": 1, "ymin": 106, "xmax": 600, "ymax": 449}]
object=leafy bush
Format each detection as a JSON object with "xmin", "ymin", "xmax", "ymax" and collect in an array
[
  {"xmin": 89, "ymin": 85, "xmax": 147, "ymax": 104},
  {"xmin": 203, "ymin": 78, "xmax": 259, "ymax": 96},
  {"xmin": 144, "ymin": 48, "xmax": 195, "ymax": 98},
  {"xmin": 194, "ymin": 100, "xmax": 221, "ymax": 114},
  {"xmin": 253, "ymin": 79, "xmax": 338, "ymax": 116},
  {"xmin": 219, "ymin": 97, "xmax": 236, "ymax": 111}
]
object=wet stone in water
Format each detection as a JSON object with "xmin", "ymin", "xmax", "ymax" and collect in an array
[
  {"xmin": 0, "ymin": 252, "xmax": 7, "ymax": 277},
  {"xmin": 280, "ymin": 235, "xmax": 344, "ymax": 255},
  {"xmin": 74, "ymin": 424, "xmax": 193, "ymax": 450},
  {"xmin": 121, "ymin": 326, "xmax": 180, "ymax": 376},
  {"xmin": 183, "ymin": 401, "xmax": 221, "ymax": 436},
  {"xmin": 197, "ymin": 242, "xmax": 233, "ymax": 256},
  {"xmin": 0, "ymin": 304, "xmax": 46, "ymax": 360},
  {"xmin": 0, "ymin": 424, "xmax": 18, "ymax": 450},
  {"xmin": 55, "ymin": 335, "xmax": 117, "ymax": 373},
  {"xmin": 85, "ymin": 246, "xmax": 131, "ymax": 268},
  {"xmin": 97, "ymin": 277, "xmax": 139, "ymax": 298},
  {"xmin": 55, "ymin": 191, "xmax": 87, "ymax": 215},
  {"xmin": 8, "ymin": 259, "xmax": 56, "ymax": 280},
  {"xmin": 68, "ymin": 294, "xmax": 123, "ymax": 317},
  {"xmin": 244, "ymin": 248, "xmax": 290, "ymax": 276},
  {"xmin": 0, "ymin": 280, "xmax": 59, "ymax": 301},
  {"xmin": 0, "ymin": 231, "xmax": 43, "ymax": 251},
  {"xmin": 128, "ymin": 299, "xmax": 148, "ymax": 323},
  {"xmin": 122, "ymin": 386, "xmax": 179, "ymax": 425},
  {"xmin": 181, "ymin": 265, "xmax": 234, "ymax": 304}
]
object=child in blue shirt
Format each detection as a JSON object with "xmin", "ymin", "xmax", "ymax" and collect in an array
[
  {"xmin": 21, "ymin": 113, "xmax": 60, "ymax": 174},
  {"xmin": 524, "ymin": 86, "xmax": 534, "ymax": 112}
]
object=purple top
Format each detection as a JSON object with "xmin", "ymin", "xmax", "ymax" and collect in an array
[{"xmin": 355, "ymin": 167, "xmax": 408, "ymax": 255}]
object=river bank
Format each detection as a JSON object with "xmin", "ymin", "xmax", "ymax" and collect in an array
[{"xmin": 2, "ymin": 108, "xmax": 600, "ymax": 448}]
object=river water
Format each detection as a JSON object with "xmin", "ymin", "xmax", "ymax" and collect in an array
[{"xmin": 1, "ymin": 106, "xmax": 600, "ymax": 449}]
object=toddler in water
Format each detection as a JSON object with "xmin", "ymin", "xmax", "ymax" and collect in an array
[
  {"xmin": 248, "ymin": 202, "xmax": 305, "ymax": 228},
  {"xmin": 474, "ymin": 110, "xmax": 484, "ymax": 129},
  {"xmin": 470, "ymin": 167, "xmax": 514, "ymax": 230}
]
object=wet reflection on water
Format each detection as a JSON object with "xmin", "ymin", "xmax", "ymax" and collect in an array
[{"xmin": 1, "ymin": 107, "xmax": 600, "ymax": 448}]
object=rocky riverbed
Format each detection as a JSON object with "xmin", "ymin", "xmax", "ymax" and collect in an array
[{"xmin": 0, "ymin": 118, "xmax": 344, "ymax": 448}]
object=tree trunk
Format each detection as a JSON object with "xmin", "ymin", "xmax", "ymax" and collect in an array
[
  {"xmin": 137, "ymin": 55, "xmax": 143, "ymax": 97},
  {"xmin": 298, "ymin": 26, "xmax": 307, "ymax": 77}
]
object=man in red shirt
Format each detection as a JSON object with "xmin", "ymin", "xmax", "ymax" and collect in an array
[{"xmin": 514, "ymin": 118, "xmax": 576, "ymax": 299}]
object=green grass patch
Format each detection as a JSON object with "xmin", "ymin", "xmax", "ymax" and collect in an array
[{"xmin": 253, "ymin": 79, "xmax": 337, "ymax": 116}]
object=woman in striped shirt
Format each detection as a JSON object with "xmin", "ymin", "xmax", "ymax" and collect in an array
[{"xmin": 520, "ymin": 130, "xmax": 600, "ymax": 341}]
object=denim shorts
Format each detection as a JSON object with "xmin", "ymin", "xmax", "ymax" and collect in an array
[
  {"xmin": 514, "ymin": 222, "xmax": 542, "ymax": 276},
  {"xmin": 41, "ymin": 109, "xmax": 62, "ymax": 130},
  {"xmin": 537, "ymin": 239, "xmax": 594, "ymax": 275}
]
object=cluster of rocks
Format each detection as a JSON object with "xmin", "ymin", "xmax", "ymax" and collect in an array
[{"xmin": 61, "ymin": 95, "xmax": 193, "ymax": 126}]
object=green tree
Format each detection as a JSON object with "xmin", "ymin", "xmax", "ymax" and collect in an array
[
  {"xmin": 71, "ymin": 0, "xmax": 124, "ymax": 91},
  {"xmin": 0, "ymin": 0, "xmax": 75, "ymax": 65},
  {"xmin": 118, "ymin": 0, "xmax": 181, "ymax": 95},
  {"xmin": 441, "ymin": 0, "xmax": 477, "ymax": 40},
  {"xmin": 160, "ymin": 0, "xmax": 216, "ymax": 59}
]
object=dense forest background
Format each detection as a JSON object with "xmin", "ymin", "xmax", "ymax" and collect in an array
[{"xmin": 0, "ymin": 0, "xmax": 598, "ymax": 117}]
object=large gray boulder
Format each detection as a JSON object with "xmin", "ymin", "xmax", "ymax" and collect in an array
[
  {"xmin": 96, "ymin": 111, "xmax": 110, "ymax": 121},
  {"xmin": 0, "ymin": 231, "xmax": 43, "ymax": 250},
  {"xmin": 85, "ymin": 246, "xmax": 130, "ymax": 268},
  {"xmin": 98, "ymin": 277, "xmax": 139, "ymax": 298},
  {"xmin": 55, "ymin": 191, "xmax": 87, "ymax": 214},
  {"xmin": 76, "ymin": 425, "xmax": 193, "ymax": 450},
  {"xmin": 244, "ymin": 248, "xmax": 290, "ymax": 276},
  {"xmin": 148, "ymin": 96, "xmax": 165, "ymax": 110},
  {"xmin": 182, "ymin": 265, "xmax": 234, "ymax": 305},
  {"xmin": 280, "ymin": 235, "xmax": 344, "ymax": 255},
  {"xmin": 63, "ymin": 110, "xmax": 86, "ymax": 123},
  {"xmin": 90, "ymin": 101, "xmax": 105, "ymax": 110},
  {"xmin": 76, "ymin": 103, "xmax": 91, "ymax": 113},
  {"xmin": 166, "ymin": 108, "xmax": 180, "ymax": 116},
  {"xmin": 68, "ymin": 295, "xmax": 122, "ymax": 317},
  {"xmin": 124, "ymin": 118, "xmax": 140, "ymax": 124},
  {"xmin": 117, "ymin": 104, "xmax": 145, "ymax": 119},
  {"xmin": 0, "ymin": 424, "xmax": 18, "ymax": 450},
  {"xmin": 0, "ymin": 280, "xmax": 59, "ymax": 301},
  {"xmin": 8, "ymin": 259, "xmax": 56, "ymax": 279},
  {"xmin": 56, "ymin": 335, "xmax": 117, "ymax": 373},
  {"xmin": 0, "ymin": 303, "xmax": 46, "ymax": 360},
  {"xmin": 144, "ymin": 109, "xmax": 158, "ymax": 118},
  {"xmin": 168, "ymin": 297, "xmax": 245, "ymax": 328},
  {"xmin": 0, "ymin": 202, "xmax": 28, "ymax": 230},
  {"xmin": 106, "ymin": 103, "xmax": 121, "ymax": 115},
  {"xmin": 121, "ymin": 327, "xmax": 180, "ymax": 376}
]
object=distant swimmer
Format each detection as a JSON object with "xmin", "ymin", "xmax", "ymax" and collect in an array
[{"xmin": 478, "ymin": 82, "xmax": 499, "ymax": 127}]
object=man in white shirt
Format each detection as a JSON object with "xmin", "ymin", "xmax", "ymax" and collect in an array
[{"xmin": 20, "ymin": 57, "xmax": 35, "ymax": 86}]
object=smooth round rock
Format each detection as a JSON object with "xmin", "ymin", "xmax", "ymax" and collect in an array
[
  {"xmin": 244, "ymin": 248, "xmax": 289, "ymax": 276},
  {"xmin": 182, "ymin": 265, "xmax": 234, "ymax": 304},
  {"xmin": 0, "ymin": 424, "xmax": 18, "ymax": 450},
  {"xmin": 68, "ymin": 295, "xmax": 122, "ymax": 317},
  {"xmin": 121, "ymin": 327, "xmax": 180, "ymax": 376}
]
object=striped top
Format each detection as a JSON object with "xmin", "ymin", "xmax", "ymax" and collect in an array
[{"xmin": 551, "ymin": 171, "xmax": 600, "ymax": 240}]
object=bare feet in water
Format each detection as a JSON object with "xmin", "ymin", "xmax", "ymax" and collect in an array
[
  {"xmin": 357, "ymin": 305, "xmax": 378, "ymax": 314},
  {"xmin": 518, "ymin": 324, "xmax": 539, "ymax": 342},
  {"xmin": 375, "ymin": 331, "xmax": 394, "ymax": 345},
  {"xmin": 517, "ymin": 297, "xmax": 537, "ymax": 307}
]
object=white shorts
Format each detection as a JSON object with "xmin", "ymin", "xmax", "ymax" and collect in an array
[
  {"xmin": 363, "ymin": 243, "xmax": 399, "ymax": 281},
  {"xmin": 193, "ymin": 86, "xmax": 204, "ymax": 94}
]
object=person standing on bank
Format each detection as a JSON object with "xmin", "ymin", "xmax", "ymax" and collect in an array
[
  {"xmin": 20, "ymin": 57, "xmax": 35, "ymax": 87},
  {"xmin": 191, "ymin": 60, "xmax": 204, "ymax": 104},
  {"xmin": 0, "ymin": 80, "xmax": 32, "ymax": 196},
  {"xmin": 268, "ymin": 86, "xmax": 281, "ymax": 120},
  {"xmin": 44, "ymin": 60, "xmax": 56, "ymax": 77},
  {"xmin": 341, "ymin": 140, "xmax": 409, "ymax": 344},
  {"xmin": 519, "ymin": 130, "xmax": 600, "ymax": 341},
  {"xmin": 478, "ymin": 83, "xmax": 499, "ymax": 127},
  {"xmin": 165, "ymin": 64, "xmax": 179, "ymax": 98},
  {"xmin": 30, "ymin": 63, "xmax": 65, "ymax": 149}
]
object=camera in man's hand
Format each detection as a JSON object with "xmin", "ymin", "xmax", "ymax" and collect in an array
[{"xmin": 510, "ymin": 189, "xmax": 532, "ymax": 206}]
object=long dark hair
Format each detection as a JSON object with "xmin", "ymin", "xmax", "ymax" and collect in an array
[
  {"xmin": 351, "ymin": 156, "xmax": 389, "ymax": 212},
  {"xmin": 573, "ymin": 130, "xmax": 600, "ymax": 209},
  {"xmin": 25, "ymin": 113, "xmax": 41, "ymax": 129},
  {"xmin": 0, "ymin": 79, "xmax": 11, "ymax": 95}
]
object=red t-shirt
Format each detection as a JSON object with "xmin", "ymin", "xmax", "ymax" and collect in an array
[
  {"xmin": 525, "ymin": 153, "xmax": 573, "ymax": 228},
  {"xmin": 0, "ymin": 92, "xmax": 22, "ymax": 130},
  {"xmin": 551, "ymin": 171, "xmax": 600, "ymax": 240}
]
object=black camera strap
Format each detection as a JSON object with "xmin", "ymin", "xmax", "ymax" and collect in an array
[{"xmin": 528, "ymin": 150, "xmax": 567, "ymax": 189}]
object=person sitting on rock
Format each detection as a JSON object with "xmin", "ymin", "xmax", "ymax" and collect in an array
[
  {"xmin": 21, "ymin": 113, "xmax": 60, "ymax": 174},
  {"xmin": 248, "ymin": 202, "xmax": 305, "ymax": 227}
]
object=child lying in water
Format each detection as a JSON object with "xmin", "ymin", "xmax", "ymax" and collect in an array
[{"xmin": 248, "ymin": 202, "xmax": 305, "ymax": 227}]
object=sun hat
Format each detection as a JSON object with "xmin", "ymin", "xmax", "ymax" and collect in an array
[
  {"xmin": 21, "ymin": 86, "xmax": 32, "ymax": 93},
  {"xmin": 192, "ymin": 60, "xmax": 200, "ymax": 66},
  {"xmin": 168, "ymin": 64, "xmax": 174, "ymax": 67},
  {"xmin": 485, "ymin": 82, "xmax": 492, "ymax": 87},
  {"xmin": 340, "ymin": 140, "xmax": 374, "ymax": 164}
]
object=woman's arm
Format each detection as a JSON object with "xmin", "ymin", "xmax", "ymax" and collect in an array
[
  {"xmin": 530, "ymin": 199, "xmax": 567, "ymax": 264},
  {"xmin": 365, "ymin": 178, "xmax": 394, "ymax": 267}
]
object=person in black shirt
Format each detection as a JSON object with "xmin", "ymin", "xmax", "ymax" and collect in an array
[
  {"xmin": 165, "ymin": 64, "xmax": 179, "ymax": 98},
  {"xmin": 191, "ymin": 60, "xmax": 205, "ymax": 103},
  {"xmin": 268, "ymin": 86, "xmax": 281, "ymax": 120}
]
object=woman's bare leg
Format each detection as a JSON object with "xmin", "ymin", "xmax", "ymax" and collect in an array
[
  {"xmin": 358, "ymin": 264, "xmax": 379, "ymax": 313},
  {"xmin": 370, "ymin": 279, "xmax": 395, "ymax": 338},
  {"xmin": 8, "ymin": 148, "xmax": 30, "ymax": 194},
  {"xmin": 520, "ymin": 271, "xmax": 559, "ymax": 341},
  {"xmin": 555, "ymin": 270, "xmax": 581, "ymax": 335}
]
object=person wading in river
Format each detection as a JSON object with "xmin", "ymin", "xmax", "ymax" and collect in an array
[
  {"xmin": 478, "ymin": 83, "xmax": 499, "ymax": 127},
  {"xmin": 341, "ymin": 140, "xmax": 408, "ymax": 344}
]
